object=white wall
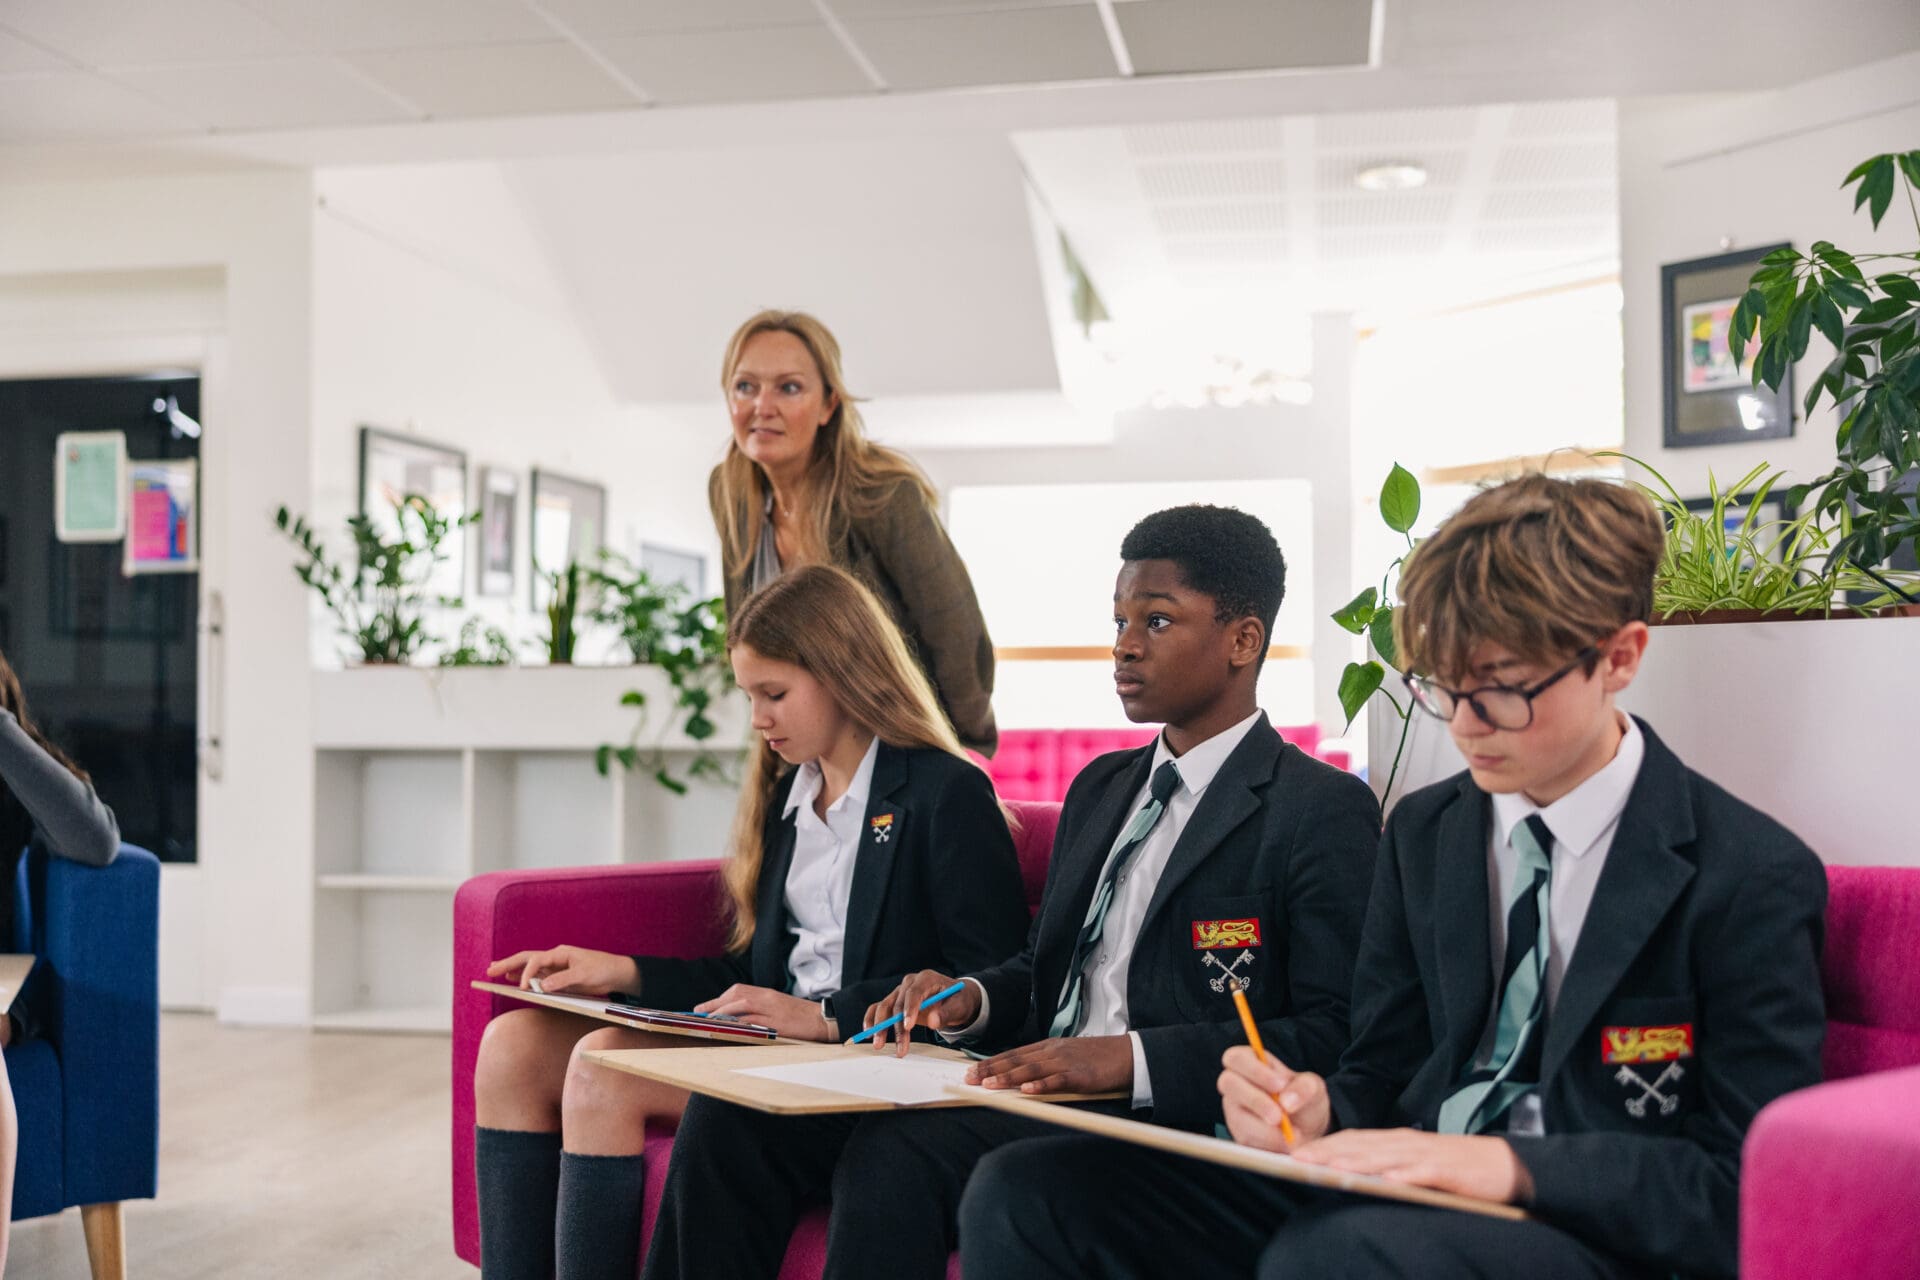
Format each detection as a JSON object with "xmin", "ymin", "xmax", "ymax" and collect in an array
[
  {"xmin": 0, "ymin": 168, "xmax": 316, "ymax": 1021},
  {"xmin": 1620, "ymin": 50, "xmax": 1920, "ymax": 495}
]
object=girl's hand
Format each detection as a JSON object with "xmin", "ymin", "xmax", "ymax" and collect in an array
[
  {"xmin": 485, "ymin": 946, "xmax": 639, "ymax": 997},
  {"xmin": 694, "ymin": 985, "xmax": 836, "ymax": 1042}
]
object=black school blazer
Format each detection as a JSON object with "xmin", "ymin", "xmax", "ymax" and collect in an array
[
  {"xmin": 1327, "ymin": 718, "xmax": 1826, "ymax": 1279},
  {"xmin": 967, "ymin": 713, "xmax": 1382, "ymax": 1131},
  {"xmin": 631, "ymin": 743, "xmax": 1028, "ymax": 1030}
]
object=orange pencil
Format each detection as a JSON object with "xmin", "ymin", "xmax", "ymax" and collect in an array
[{"xmin": 1230, "ymin": 985, "xmax": 1298, "ymax": 1145}]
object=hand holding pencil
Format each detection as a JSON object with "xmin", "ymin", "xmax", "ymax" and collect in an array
[{"xmin": 1219, "ymin": 989, "xmax": 1330, "ymax": 1153}]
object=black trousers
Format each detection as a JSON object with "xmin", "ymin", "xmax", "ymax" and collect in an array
[
  {"xmin": 958, "ymin": 1134, "xmax": 1658, "ymax": 1280},
  {"xmin": 639, "ymin": 1094, "xmax": 1094, "ymax": 1280}
]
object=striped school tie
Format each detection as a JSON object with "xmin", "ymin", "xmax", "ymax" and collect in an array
[
  {"xmin": 1048, "ymin": 760, "xmax": 1182, "ymax": 1038},
  {"xmin": 1437, "ymin": 813, "xmax": 1555, "ymax": 1135}
]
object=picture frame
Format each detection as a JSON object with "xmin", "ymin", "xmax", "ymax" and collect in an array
[
  {"xmin": 477, "ymin": 467, "xmax": 519, "ymax": 598},
  {"xmin": 124, "ymin": 457, "xmax": 200, "ymax": 575},
  {"xmin": 529, "ymin": 469, "xmax": 607, "ymax": 609},
  {"xmin": 54, "ymin": 430, "xmax": 128, "ymax": 543},
  {"xmin": 358, "ymin": 426, "xmax": 469, "ymax": 602},
  {"xmin": 1661, "ymin": 244, "xmax": 1795, "ymax": 449},
  {"xmin": 639, "ymin": 543, "xmax": 707, "ymax": 598}
]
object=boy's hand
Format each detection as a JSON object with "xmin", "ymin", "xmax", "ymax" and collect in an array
[
  {"xmin": 486, "ymin": 946, "xmax": 638, "ymax": 997},
  {"xmin": 863, "ymin": 970, "xmax": 977, "ymax": 1055},
  {"xmin": 694, "ymin": 985, "xmax": 834, "ymax": 1042},
  {"xmin": 1289, "ymin": 1130, "xmax": 1533, "ymax": 1205},
  {"xmin": 964, "ymin": 1035, "xmax": 1133, "ymax": 1095},
  {"xmin": 1218, "ymin": 1046, "xmax": 1331, "ymax": 1151}
]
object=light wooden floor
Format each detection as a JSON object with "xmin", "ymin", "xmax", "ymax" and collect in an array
[{"xmin": 11, "ymin": 1013, "xmax": 474, "ymax": 1279}]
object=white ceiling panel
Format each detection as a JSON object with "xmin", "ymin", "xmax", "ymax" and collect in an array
[
  {"xmin": 1481, "ymin": 186, "xmax": 1614, "ymax": 222},
  {"xmin": 111, "ymin": 57, "xmax": 416, "ymax": 131},
  {"xmin": 1117, "ymin": 0, "xmax": 1372, "ymax": 77},
  {"xmin": 1137, "ymin": 157, "xmax": 1286, "ymax": 200},
  {"xmin": 597, "ymin": 25, "xmax": 869, "ymax": 103},
  {"xmin": 1318, "ymin": 104, "xmax": 1481, "ymax": 149},
  {"xmin": 1316, "ymin": 148, "xmax": 1468, "ymax": 189},
  {"xmin": 843, "ymin": 7, "xmax": 1114, "ymax": 90},
  {"xmin": 1492, "ymin": 143, "xmax": 1617, "ymax": 185},
  {"xmin": 0, "ymin": 0, "xmax": 302, "ymax": 67},
  {"xmin": 347, "ymin": 42, "xmax": 639, "ymax": 118},
  {"xmin": 1505, "ymin": 98, "xmax": 1614, "ymax": 141},
  {"xmin": 1319, "ymin": 226, "xmax": 1448, "ymax": 259},
  {"xmin": 0, "ymin": 71, "xmax": 198, "ymax": 141},
  {"xmin": 1319, "ymin": 189, "xmax": 1455, "ymax": 229},
  {"xmin": 533, "ymin": 0, "xmax": 819, "ymax": 38},
  {"xmin": 236, "ymin": 0, "xmax": 556, "ymax": 52},
  {"xmin": 1124, "ymin": 116, "xmax": 1289, "ymax": 156},
  {"xmin": 1150, "ymin": 201, "xmax": 1287, "ymax": 235}
]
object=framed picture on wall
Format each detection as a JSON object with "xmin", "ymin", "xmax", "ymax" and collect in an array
[
  {"xmin": 1661, "ymin": 244, "xmax": 1795, "ymax": 449},
  {"xmin": 477, "ymin": 467, "xmax": 518, "ymax": 598},
  {"xmin": 639, "ymin": 543, "xmax": 707, "ymax": 598},
  {"xmin": 530, "ymin": 469, "xmax": 607, "ymax": 609},
  {"xmin": 359, "ymin": 426, "xmax": 468, "ymax": 601}
]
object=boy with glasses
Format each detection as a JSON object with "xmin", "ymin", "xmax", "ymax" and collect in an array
[{"xmin": 959, "ymin": 474, "xmax": 1827, "ymax": 1280}]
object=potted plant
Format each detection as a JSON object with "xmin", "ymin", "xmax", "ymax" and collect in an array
[
  {"xmin": 438, "ymin": 616, "xmax": 515, "ymax": 667},
  {"xmin": 1331, "ymin": 463, "xmax": 1421, "ymax": 807},
  {"xmin": 541, "ymin": 561, "xmax": 582, "ymax": 665},
  {"xmin": 1728, "ymin": 149, "xmax": 1920, "ymax": 603},
  {"xmin": 274, "ymin": 493, "xmax": 472, "ymax": 665}
]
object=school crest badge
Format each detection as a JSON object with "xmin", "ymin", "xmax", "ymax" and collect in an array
[
  {"xmin": 1604, "ymin": 1024, "xmax": 1694, "ymax": 1118},
  {"xmin": 869, "ymin": 813, "xmax": 895, "ymax": 844},
  {"xmin": 1192, "ymin": 917, "xmax": 1261, "ymax": 993}
]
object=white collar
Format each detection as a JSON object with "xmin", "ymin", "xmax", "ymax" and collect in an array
[
  {"xmin": 1150, "ymin": 710, "xmax": 1264, "ymax": 799},
  {"xmin": 1492, "ymin": 712, "xmax": 1644, "ymax": 859},
  {"xmin": 784, "ymin": 734, "xmax": 881, "ymax": 820}
]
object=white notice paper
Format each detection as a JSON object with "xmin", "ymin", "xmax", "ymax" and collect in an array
[{"xmin": 736, "ymin": 1055, "xmax": 977, "ymax": 1106}]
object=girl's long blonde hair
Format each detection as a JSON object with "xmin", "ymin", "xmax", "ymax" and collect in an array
[
  {"xmin": 722, "ymin": 564, "xmax": 976, "ymax": 951},
  {"xmin": 713, "ymin": 310, "xmax": 937, "ymax": 579}
]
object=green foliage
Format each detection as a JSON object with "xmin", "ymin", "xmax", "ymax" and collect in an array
[
  {"xmin": 1603, "ymin": 454, "xmax": 1917, "ymax": 615},
  {"xmin": 588, "ymin": 562, "xmax": 738, "ymax": 794},
  {"xmin": 542, "ymin": 561, "xmax": 582, "ymax": 664},
  {"xmin": 438, "ymin": 616, "xmax": 515, "ymax": 667},
  {"xmin": 274, "ymin": 493, "xmax": 473, "ymax": 665},
  {"xmin": 1727, "ymin": 151, "xmax": 1920, "ymax": 602},
  {"xmin": 1330, "ymin": 463, "xmax": 1422, "ymax": 807}
]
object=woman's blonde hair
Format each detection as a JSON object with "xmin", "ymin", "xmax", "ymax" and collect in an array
[
  {"xmin": 721, "ymin": 563, "xmax": 980, "ymax": 951},
  {"xmin": 1394, "ymin": 473, "xmax": 1664, "ymax": 683},
  {"xmin": 713, "ymin": 310, "xmax": 937, "ymax": 579}
]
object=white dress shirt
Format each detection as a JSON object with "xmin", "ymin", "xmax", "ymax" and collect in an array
[
  {"xmin": 780, "ymin": 736, "xmax": 880, "ymax": 1000},
  {"xmin": 1477, "ymin": 711, "xmax": 1644, "ymax": 1134},
  {"xmin": 950, "ymin": 710, "xmax": 1265, "ymax": 1110}
]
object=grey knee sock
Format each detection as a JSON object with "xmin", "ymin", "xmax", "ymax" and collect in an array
[
  {"xmin": 555, "ymin": 1150, "xmax": 649, "ymax": 1280},
  {"xmin": 477, "ymin": 1127, "xmax": 562, "ymax": 1280}
]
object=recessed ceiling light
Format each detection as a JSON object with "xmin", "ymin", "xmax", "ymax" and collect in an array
[{"xmin": 1354, "ymin": 162, "xmax": 1428, "ymax": 192}]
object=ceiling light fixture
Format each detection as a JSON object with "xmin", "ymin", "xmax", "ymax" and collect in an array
[{"xmin": 1354, "ymin": 161, "xmax": 1428, "ymax": 192}]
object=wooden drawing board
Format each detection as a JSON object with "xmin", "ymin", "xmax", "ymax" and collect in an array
[
  {"xmin": 471, "ymin": 981, "xmax": 795, "ymax": 1044},
  {"xmin": 0, "ymin": 955, "xmax": 31, "ymax": 1012},
  {"xmin": 952, "ymin": 1088, "xmax": 1529, "ymax": 1221},
  {"xmin": 584, "ymin": 1041, "xmax": 1124, "ymax": 1115}
]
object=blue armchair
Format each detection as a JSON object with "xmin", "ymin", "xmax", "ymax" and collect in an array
[{"xmin": 7, "ymin": 843, "xmax": 159, "ymax": 1280}]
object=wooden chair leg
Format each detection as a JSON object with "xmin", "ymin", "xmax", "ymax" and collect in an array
[{"xmin": 81, "ymin": 1202, "xmax": 126, "ymax": 1280}]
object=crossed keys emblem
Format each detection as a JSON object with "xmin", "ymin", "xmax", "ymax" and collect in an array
[
  {"xmin": 1614, "ymin": 1062, "xmax": 1684, "ymax": 1118},
  {"xmin": 1202, "ymin": 950, "xmax": 1253, "ymax": 993}
]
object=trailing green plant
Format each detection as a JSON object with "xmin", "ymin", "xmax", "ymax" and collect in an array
[
  {"xmin": 594, "ymin": 592, "xmax": 737, "ymax": 795},
  {"xmin": 586, "ymin": 551, "xmax": 689, "ymax": 663},
  {"xmin": 438, "ymin": 616, "xmax": 515, "ymax": 667},
  {"xmin": 274, "ymin": 493, "xmax": 472, "ymax": 665},
  {"xmin": 1331, "ymin": 463, "xmax": 1421, "ymax": 807},
  {"xmin": 542, "ymin": 561, "xmax": 582, "ymax": 664},
  {"xmin": 1604, "ymin": 453, "xmax": 1917, "ymax": 616},
  {"xmin": 1728, "ymin": 150, "xmax": 1920, "ymax": 601}
]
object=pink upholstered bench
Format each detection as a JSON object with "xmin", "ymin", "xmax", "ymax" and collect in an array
[
  {"xmin": 981, "ymin": 724, "xmax": 1342, "ymax": 802},
  {"xmin": 450, "ymin": 801, "xmax": 1060, "ymax": 1278}
]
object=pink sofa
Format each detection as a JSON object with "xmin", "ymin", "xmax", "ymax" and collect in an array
[
  {"xmin": 453, "ymin": 825, "xmax": 1920, "ymax": 1279},
  {"xmin": 1739, "ymin": 864, "xmax": 1920, "ymax": 1280},
  {"xmin": 982, "ymin": 725, "xmax": 1346, "ymax": 802}
]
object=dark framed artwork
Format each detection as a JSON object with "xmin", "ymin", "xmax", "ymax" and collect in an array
[
  {"xmin": 639, "ymin": 543, "xmax": 707, "ymax": 597},
  {"xmin": 358, "ymin": 426, "xmax": 468, "ymax": 601},
  {"xmin": 529, "ymin": 469, "xmax": 607, "ymax": 609},
  {"xmin": 477, "ymin": 467, "xmax": 518, "ymax": 598},
  {"xmin": 1661, "ymin": 244, "xmax": 1795, "ymax": 449}
]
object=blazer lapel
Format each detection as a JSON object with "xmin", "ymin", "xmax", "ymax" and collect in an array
[
  {"xmin": 837, "ymin": 744, "xmax": 909, "ymax": 986},
  {"xmin": 751, "ymin": 811, "xmax": 799, "ymax": 989},
  {"xmin": 1137, "ymin": 718, "xmax": 1279, "ymax": 936},
  {"xmin": 1538, "ymin": 721, "xmax": 1698, "ymax": 1086},
  {"xmin": 1037, "ymin": 748, "xmax": 1153, "ymax": 983},
  {"xmin": 1432, "ymin": 779, "xmax": 1495, "ymax": 1072}
]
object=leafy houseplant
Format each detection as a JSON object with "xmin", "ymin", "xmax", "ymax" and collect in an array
[
  {"xmin": 542, "ymin": 561, "xmax": 582, "ymax": 665},
  {"xmin": 1331, "ymin": 463, "xmax": 1422, "ymax": 807},
  {"xmin": 1728, "ymin": 149, "xmax": 1920, "ymax": 602},
  {"xmin": 438, "ymin": 616, "xmax": 515, "ymax": 667},
  {"xmin": 275, "ymin": 493, "xmax": 472, "ymax": 665},
  {"xmin": 593, "ymin": 571, "xmax": 735, "ymax": 795}
]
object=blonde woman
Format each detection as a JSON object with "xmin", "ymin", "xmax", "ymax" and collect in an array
[
  {"xmin": 471, "ymin": 565, "xmax": 1028, "ymax": 1280},
  {"xmin": 711, "ymin": 310, "xmax": 999, "ymax": 755}
]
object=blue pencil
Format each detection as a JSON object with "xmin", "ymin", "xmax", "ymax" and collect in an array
[{"xmin": 847, "ymin": 980, "xmax": 968, "ymax": 1044}]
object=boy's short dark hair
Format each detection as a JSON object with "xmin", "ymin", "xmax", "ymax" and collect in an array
[
  {"xmin": 1120, "ymin": 505, "xmax": 1287, "ymax": 644},
  {"xmin": 1394, "ymin": 473, "xmax": 1664, "ymax": 682}
]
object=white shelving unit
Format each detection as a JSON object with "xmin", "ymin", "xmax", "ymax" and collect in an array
[{"xmin": 310, "ymin": 666, "xmax": 747, "ymax": 1033}]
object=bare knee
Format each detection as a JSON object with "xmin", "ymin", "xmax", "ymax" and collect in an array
[
  {"xmin": 475, "ymin": 1009, "xmax": 573, "ymax": 1124},
  {"xmin": 560, "ymin": 1029, "xmax": 680, "ymax": 1151}
]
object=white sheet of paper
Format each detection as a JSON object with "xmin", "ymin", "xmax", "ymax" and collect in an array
[{"xmin": 736, "ymin": 1055, "xmax": 977, "ymax": 1106}]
